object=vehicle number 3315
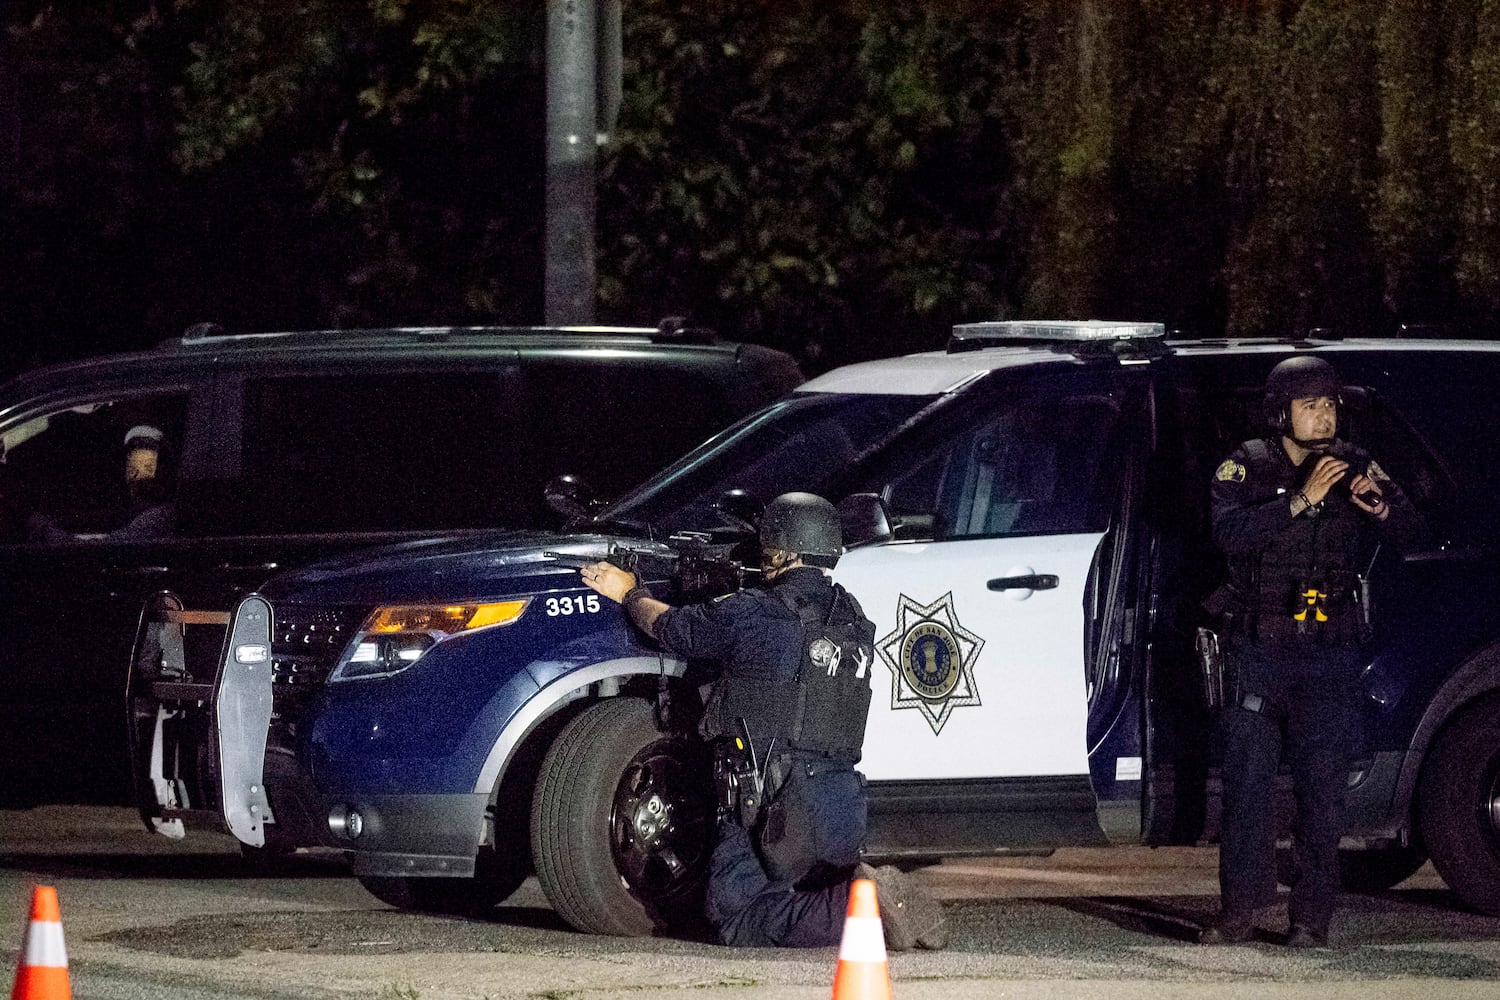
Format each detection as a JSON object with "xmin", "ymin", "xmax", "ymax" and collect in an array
[{"xmin": 545, "ymin": 594, "xmax": 602, "ymax": 616}]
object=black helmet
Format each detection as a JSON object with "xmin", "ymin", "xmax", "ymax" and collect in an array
[
  {"xmin": 759, "ymin": 492, "xmax": 842, "ymax": 568},
  {"xmin": 1264, "ymin": 355, "xmax": 1342, "ymax": 432}
]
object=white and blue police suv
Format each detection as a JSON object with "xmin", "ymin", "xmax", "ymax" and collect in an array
[{"xmin": 128, "ymin": 322, "xmax": 1500, "ymax": 934}]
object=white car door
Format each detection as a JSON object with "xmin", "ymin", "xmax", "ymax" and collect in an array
[
  {"xmin": 834, "ymin": 367, "xmax": 1135, "ymax": 785},
  {"xmin": 838, "ymin": 532, "xmax": 1104, "ymax": 780}
]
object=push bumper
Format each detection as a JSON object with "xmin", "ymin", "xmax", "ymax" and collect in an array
[
  {"xmin": 127, "ymin": 593, "xmax": 489, "ymax": 873},
  {"xmin": 127, "ymin": 592, "xmax": 279, "ymax": 845}
]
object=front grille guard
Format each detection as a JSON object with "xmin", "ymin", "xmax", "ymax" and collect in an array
[{"xmin": 126, "ymin": 592, "xmax": 277, "ymax": 846}]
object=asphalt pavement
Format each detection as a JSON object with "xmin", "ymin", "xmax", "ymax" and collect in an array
[{"xmin": 3, "ymin": 807, "xmax": 1499, "ymax": 999}]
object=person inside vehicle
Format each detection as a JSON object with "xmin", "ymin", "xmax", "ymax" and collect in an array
[
  {"xmin": 1199, "ymin": 356, "xmax": 1424, "ymax": 948},
  {"xmin": 580, "ymin": 492, "xmax": 948, "ymax": 950},
  {"xmin": 27, "ymin": 424, "xmax": 176, "ymax": 542}
]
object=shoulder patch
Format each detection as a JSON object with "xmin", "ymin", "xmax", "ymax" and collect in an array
[{"xmin": 1215, "ymin": 459, "xmax": 1246, "ymax": 483}]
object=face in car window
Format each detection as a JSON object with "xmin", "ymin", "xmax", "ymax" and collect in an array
[{"xmin": 0, "ymin": 397, "xmax": 185, "ymax": 544}]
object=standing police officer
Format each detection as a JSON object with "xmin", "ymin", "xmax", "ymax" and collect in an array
[
  {"xmin": 1201, "ymin": 356, "xmax": 1423, "ymax": 948},
  {"xmin": 581, "ymin": 492, "xmax": 947, "ymax": 950}
]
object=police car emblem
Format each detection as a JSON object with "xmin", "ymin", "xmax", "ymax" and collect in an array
[
  {"xmin": 1215, "ymin": 459, "xmax": 1246, "ymax": 483},
  {"xmin": 876, "ymin": 592, "xmax": 985, "ymax": 735}
]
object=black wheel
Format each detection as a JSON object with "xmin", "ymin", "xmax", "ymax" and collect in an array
[
  {"xmin": 1419, "ymin": 696, "xmax": 1500, "ymax": 916},
  {"xmin": 356, "ymin": 844, "xmax": 528, "ymax": 916},
  {"xmin": 531, "ymin": 698, "xmax": 715, "ymax": 936},
  {"xmin": 1275, "ymin": 843, "xmax": 1427, "ymax": 893},
  {"xmin": 1338, "ymin": 845, "xmax": 1427, "ymax": 893}
]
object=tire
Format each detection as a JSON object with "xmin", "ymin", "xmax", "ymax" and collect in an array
[
  {"xmin": 1338, "ymin": 846, "xmax": 1427, "ymax": 893},
  {"xmin": 356, "ymin": 844, "xmax": 528, "ymax": 916},
  {"xmin": 1274, "ymin": 844, "xmax": 1427, "ymax": 894},
  {"xmin": 531, "ymin": 698, "xmax": 715, "ymax": 936},
  {"xmin": 1418, "ymin": 696, "xmax": 1500, "ymax": 917}
]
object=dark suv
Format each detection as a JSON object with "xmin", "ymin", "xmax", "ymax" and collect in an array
[{"xmin": 0, "ymin": 323, "xmax": 802, "ymax": 803}]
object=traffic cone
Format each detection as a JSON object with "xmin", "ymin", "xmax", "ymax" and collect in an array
[
  {"xmin": 10, "ymin": 886, "xmax": 70, "ymax": 1000},
  {"xmin": 832, "ymin": 878, "xmax": 891, "ymax": 1000}
]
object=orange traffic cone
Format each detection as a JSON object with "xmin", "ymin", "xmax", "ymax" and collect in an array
[
  {"xmin": 10, "ymin": 886, "xmax": 70, "ymax": 1000},
  {"xmin": 832, "ymin": 878, "xmax": 891, "ymax": 1000}
]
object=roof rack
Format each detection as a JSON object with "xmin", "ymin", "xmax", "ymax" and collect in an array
[
  {"xmin": 948, "ymin": 320, "xmax": 1166, "ymax": 355},
  {"xmin": 170, "ymin": 321, "xmax": 702, "ymax": 348},
  {"xmin": 1395, "ymin": 323, "xmax": 1456, "ymax": 339}
]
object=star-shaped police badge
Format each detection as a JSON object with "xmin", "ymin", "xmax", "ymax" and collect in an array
[{"xmin": 876, "ymin": 592, "xmax": 985, "ymax": 735}]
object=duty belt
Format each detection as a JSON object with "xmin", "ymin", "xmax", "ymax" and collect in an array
[{"xmin": 1224, "ymin": 596, "xmax": 1358, "ymax": 644}]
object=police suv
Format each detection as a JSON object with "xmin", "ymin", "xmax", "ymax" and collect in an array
[{"xmin": 129, "ymin": 322, "xmax": 1500, "ymax": 932}]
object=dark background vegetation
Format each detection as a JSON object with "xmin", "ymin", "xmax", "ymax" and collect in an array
[{"xmin": 3, "ymin": 0, "xmax": 1498, "ymax": 381}]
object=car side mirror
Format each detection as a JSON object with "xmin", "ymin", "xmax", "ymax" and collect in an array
[
  {"xmin": 711, "ymin": 489, "xmax": 762, "ymax": 533},
  {"xmin": 544, "ymin": 474, "xmax": 599, "ymax": 520},
  {"xmin": 839, "ymin": 493, "xmax": 894, "ymax": 549}
]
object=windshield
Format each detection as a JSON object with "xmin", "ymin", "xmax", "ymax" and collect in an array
[{"xmin": 601, "ymin": 392, "xmax": 935, "ymax": 535}]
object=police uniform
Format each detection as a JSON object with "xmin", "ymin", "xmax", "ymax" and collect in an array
[
  {"xmin": 1209, "ymin": 437, "xmax": 1421, "ymax": 939},
  {"xmin": 651, "ymin": 565, "xmax": 876, "ymax": 947}
]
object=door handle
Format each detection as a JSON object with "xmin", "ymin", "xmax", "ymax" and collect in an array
[
  {"xmin": 114, "ymin": 565, "xmax": 170, "ymax": 577},
  {"xmin": 106, "ymin": 564, "xmax": 171, "ymax": 598},
  {"xmin": 217, "ymin": 562, "xmax": 280, "ymax": 573},
  {"xmin": 987, "ymin": 574, "xmax": 1059, "ymax": 592}
]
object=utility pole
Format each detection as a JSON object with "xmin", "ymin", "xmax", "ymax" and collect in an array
[{"xmin": 544, "ymin": 0, "xmax": 597, "ymax": 325}]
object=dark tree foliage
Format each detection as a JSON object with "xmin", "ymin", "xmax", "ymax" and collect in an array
[
  {"xmin": 3, "ymin": 0, "xmax": 1498, "ymax": 382},
  {"xmin": 596, "ymin": 2, "xmax": 1025, "ymax": 365},
  {"xmin": 2, "ymin": 1, "xmax": 544, "ymax": 379}
]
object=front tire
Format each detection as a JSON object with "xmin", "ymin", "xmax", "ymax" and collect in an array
[
  {"xmin": 1277, "ymin": 844, "xmax": 1429, "ymax": 893},
  {"xmin": 1419, "ymin": 696, "xmax": 1500, "ymax": 916},
  {"xmin": 1336, "ymin": 845, "xmax": 1428, "ymax": 893},
  {"xmin": 531, "ymin": 698, "xmax": 715, "ymax": 936}
]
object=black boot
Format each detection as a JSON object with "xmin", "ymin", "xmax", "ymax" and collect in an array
[
  {"xmin": 1197, "ymin": 911, "xmax": 1255, "ymax": 945},
  {"xmin": 854, "ymin": 863, "xmax": 948, "ymax": 951},
  {"xmin": 1285, "ymin": 923, "xmax": 1330, "ymax": 948}
]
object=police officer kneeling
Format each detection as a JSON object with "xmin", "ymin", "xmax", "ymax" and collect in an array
[
  {"xmin": 581, "ymin": 492, "xmax": 947, "ymax": 950},
  {"xmin": 1201, "ymin": 357, "xmax": 1423, "ymax": 948}
]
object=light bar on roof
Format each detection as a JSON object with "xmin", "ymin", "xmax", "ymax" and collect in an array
[{"xmin": 951, "ymin": 320, "xmax": 1166, "ymax": 343}]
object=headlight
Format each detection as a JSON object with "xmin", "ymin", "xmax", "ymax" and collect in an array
[{"xmin": 329, "ymin": 599, "xmax": 529, "ymax": 681}]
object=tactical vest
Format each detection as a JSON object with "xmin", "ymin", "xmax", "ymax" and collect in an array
[
  {"xmin": 1227, "ymin": 438, "xmax": 1371, "ymax": 614},
  {"xmin": 714, "ymin": 582, "xmax": 875, "ymax": 760}
]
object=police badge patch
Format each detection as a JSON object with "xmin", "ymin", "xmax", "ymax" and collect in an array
[
  {"xmin": 809, "ymin": 637, "xmax": 842, "ymax": 675},
  {"xmin": 1215, "ymin": 459, "xmax": 1246, "ymax": 483},
  {"xmin": 876, "ymin": 592, "xmax": 985, "ymax": 735}
]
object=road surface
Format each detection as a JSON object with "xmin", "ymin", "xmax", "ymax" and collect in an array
[{"xmin": 3, "ymin": 807, "xmax": 1498, "ymax": 999}]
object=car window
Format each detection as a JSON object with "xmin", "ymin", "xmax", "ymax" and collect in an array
[
  {"xmin": 521, "ymin": 362, "xmax": 739, "ymax": 504},
  {"xmin": 230, "ymin": 370, "xmax": 528, "ymax": 534},
  {"xmin": 871, "ymin": 370, "xmax": 1129, "ymax": 540},
  {"xmin": 604, "ymin": 393, "xmax": 935, "ymax": 535},
  {"xmin": 1336, "ymin": 352, "xmax": 1500, "ymax": 545},
  {"xmin": 0, "ymin": 393, "xmax": 187, "ymax": 545}
]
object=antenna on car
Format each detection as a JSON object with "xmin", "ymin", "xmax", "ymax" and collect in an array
[
  {"xmin": 651, "ymin": 316, "xmax": 718, "ymax": 344},
  {"xmin": 181, "ymin": 322, "xmax": 227, "ymax": 342}
]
